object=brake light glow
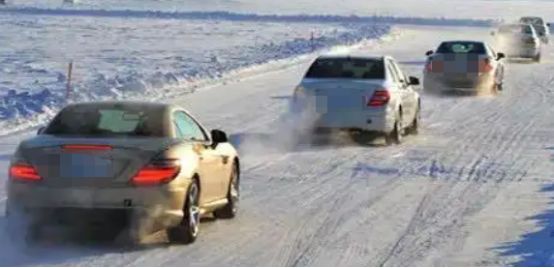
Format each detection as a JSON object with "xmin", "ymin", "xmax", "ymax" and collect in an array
[
  {"xmin": 478, "ymin": 58, "xmax": 493, "ymax": 73},
  {"xmin": 131, "ymin": 159, "xmax": 180, "ymax": 186},
  {"xmin": 367, "ymin": 90, "xmax": 391, "ymax": 107},
  {"xmin": 425, "ymin": 59, "xmax": 443, "ymax": 73},
  {"xmin": 62, "ymin": 145, "xmax": 112, "ymax": 151},
  {"xmin": 10, "ymin": 163, "xmax": 41, "ymax": 182}
]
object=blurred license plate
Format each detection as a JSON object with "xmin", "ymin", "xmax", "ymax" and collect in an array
[{"xmin": 60, "ymin": 153, "xmax": 112, "ymax": 178}]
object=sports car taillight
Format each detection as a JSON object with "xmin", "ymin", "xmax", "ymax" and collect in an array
[
  {"xmin": 367, "ymin": 89, "xmax": 391, "ymax": 107},
  {"xmin": 131, "ymin": 159, "xmax": 180, "ymax": 186},
  {"xmin": 10, "ymin": 163, "xmax": 41, "ymax": 182}
]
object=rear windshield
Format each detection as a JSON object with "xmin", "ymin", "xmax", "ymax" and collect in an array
[
  {"xmin": 305, "ymin": 57, "xmax": 385, "ymax": 79},
  {"xmin": 44, "ymin": 103, "xmax": 166, "ymax": 137},
  {"xmin": 436, "ymin": 42, "xmax": 486, "ymax": 54},
  {"xmin": 520, "ymin": 17, "xmax": 544, "ymax": 26},
  {"xmin": 499, "ymin": 25, "xmax": 533, "ymax": 35},
  {"xmin": 534, "ymin": 25, "xmax": 546, "ymax": 35}
]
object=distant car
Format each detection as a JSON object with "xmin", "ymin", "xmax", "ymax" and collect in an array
[
  {"xmin": 7, "ymin": 101, "xmax": 240, "ymax": 244},
  {"xmin": 423, "ymin": 40, "xmax": 505, "ymax": 95},
  {"xmin": 493, "ymin": 23, "xmax": 541, "ymax": 62},
  {"xmin": 292, "ymin": 55, "xmax": 421, "ymax": 145},
  {"xmin": 520, "ymin": 16, "xmax": 550, "ymax": 44}
]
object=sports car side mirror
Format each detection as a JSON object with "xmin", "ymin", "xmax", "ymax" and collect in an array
[
  {"xmin": 211, "ymin": 129, "xmax": 228, "ymax": 147},
  {"xmin": 37, "ymin": 126, "xmax": 45, "ymax": 135},
  {"xmin": 425, "ymin": 50, "xmax": 434, "ymax": 56},
  {"xmin": 408, "ymin": 76, "xmax": 420, "ymax": 86},
  {"xmin": 497, "ymin": 53, "xmax": 506, "ymax": 60}
]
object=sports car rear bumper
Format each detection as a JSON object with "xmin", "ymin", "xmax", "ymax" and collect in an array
[{"xmin": 7, "ymin": 181, "xmax": 187, "ymax": 232}]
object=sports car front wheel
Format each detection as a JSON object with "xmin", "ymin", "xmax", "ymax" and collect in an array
[{"xmin": 214, "ymin": 162, "xmax": 239, "ymax": 219}]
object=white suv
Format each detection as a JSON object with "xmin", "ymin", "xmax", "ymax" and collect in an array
[
  {"xmin": 494, "ymin": 23, "xmax": 541, "ymax": 61},
  {"xmin": 520, "ymin": 16, "xmax": 550, "ymax": 44}
]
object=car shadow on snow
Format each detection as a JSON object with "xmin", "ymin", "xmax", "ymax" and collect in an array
[
  {"xmin": 506, "ymin": 58, "xmax": 537, "ymax": 65},
  {"xmin": 493, "ymin": 183, "xmax": 554, "ymax": 266},
  {"xmin": 0, "ymin": 214, "xmax": 218, "ymax": 266},
  {"xmin": 398, "ymin": 60, "xmax": 426, "ymax": 66},
  {"xmin": 229, "ymin": 132, "xmax": 389, "ymax": 154}
]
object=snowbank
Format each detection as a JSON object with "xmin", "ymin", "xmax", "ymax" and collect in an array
[
  {"xmin": 0, "ymin": 12, "xmax": 391, "ymax": 134},
  {"xmin": 0, "ymin": 7, "xmax": 497, "ymax": 27}
]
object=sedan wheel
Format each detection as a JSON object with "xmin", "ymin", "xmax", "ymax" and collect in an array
[
  {"xmin": 214, "ymin": 162, "xmax": 239, "ymax": 219},
  {"xmin": 407, "ymin": 107, "xmax": 420, "ymax": 135},
  {"xmin": 385, "ymin": 118, "xmax": 402, "ymax": 145},
  {"xmin": 167, "ymin": 180, "xmax": 200, "ymax": 244}
]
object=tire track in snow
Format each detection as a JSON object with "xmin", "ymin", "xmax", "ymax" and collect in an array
[{"xmin": 371, "ymin": 57, "xmax": 554, "ymax": 265}]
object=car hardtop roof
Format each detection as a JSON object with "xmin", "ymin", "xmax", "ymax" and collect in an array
[
  {"xmin": 499, "ymin": 23, "xmax": 532, "ymax": 28},
  {"xmin": 63, "ymin": 101, "xmax": 174, "ymax": 111},
  {"xmin": 521, "ymin": 16, "xmax": 543, "ymax": 20},
  {"xmin": 316, "ymin": 53, "xmax": 388, "ymax": 61},
  {"xmin": 439, "ymin": 40, "xmax": 487, "ymax": 45}
]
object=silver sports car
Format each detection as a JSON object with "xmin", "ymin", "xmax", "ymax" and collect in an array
[{"xmin": 7, "ymin": 101, "xmax": 240, "ymax": 244}]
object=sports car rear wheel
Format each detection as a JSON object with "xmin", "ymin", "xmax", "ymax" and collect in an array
[
  {"xmin": 214, "ymin": 162, "xmax": 239, "ymax": 219},
  {"xmin": 167, "ymin": 179, "xmax": 200, "ymax": 244}
]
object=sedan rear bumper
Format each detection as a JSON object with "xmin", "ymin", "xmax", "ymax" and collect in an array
[
  {"xmin": 423, "ymin": 72, "xmax": 495, "ymax": 93},
  {"xmin": 312, "ymin": 110, "xmax": 395, "ymax": 133},
  {"xmin": 506, "ymin": 46, "xmax": 540, "ymax": 58}
]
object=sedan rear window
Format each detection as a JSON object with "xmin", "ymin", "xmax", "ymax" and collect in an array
[
  {"xmin": 520, "ymin": 17, "xmax": 544, "ymax": 26},
  {"xmin": 534, "ymin": 25, "xmax": 546, "ymax": 36},
  {"xmin": 499, "ymin": 25, "xmax": 533, "ymax": 35},
  {"xmin": 305, "ymin": 58, "xmax": 385, "ymax": 79},
  {"xmin": 44, "ymin": 103, "xmax": 166, "ymax": 137},
  {"xmin": 436, "ymin": 42, "xmax": 486, "ymax": 54}
]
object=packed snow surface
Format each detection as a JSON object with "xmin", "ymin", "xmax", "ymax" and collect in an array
[{"xmin": 1, "ymin": 0, "xmax": 554, "ymax": 266}]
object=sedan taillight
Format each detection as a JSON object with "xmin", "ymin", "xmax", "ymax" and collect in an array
[
  {"xmin": 425, "ymin": 58, "xmax": 443, "ymax": 73},
  {"xmin": 131, "ymin": 159, "xmax": 180, "ymax": 186},
  {"xmin": 10, "ymin": 163, "xmax": 41, "ymax": 182},
  {"xmin": 478, "ymin": 58, "xmax": 493, "ymax": 73},
  {"xmin": 367, "ymin": 89, "xmax": 391, "ymax": 107}
]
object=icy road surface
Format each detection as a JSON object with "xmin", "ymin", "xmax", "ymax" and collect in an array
[{"xmin": 1, "ymin": 25, "xmax": 554, "ymax": 266}]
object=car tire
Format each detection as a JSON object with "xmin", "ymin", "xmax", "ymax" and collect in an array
[
  {"xmin": 407, "ymin": 106, "xmax": 420, "ymax": 135},
  {"xmin": 491, "ymin": 83, "xmax": 499, "ymax": 95},
  {"xmin": 351, "ymin": 131, "xmax": 373, "ymax": 145},
  {"xmin": 385, "ymin": 117, "xmax": 402, "ymax": 145},
  {"xmin": 534, "ymin": 53, "xmax": 541, "ymax": 63},
  {"xmin": 167, "ymin": 179, "xmax": 200, "ymax": 244},
  {"xmin": 214, "ymin": 162, "xmax": 239, "ymax": 219}
]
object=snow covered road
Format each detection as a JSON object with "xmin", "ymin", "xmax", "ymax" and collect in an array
[{"xmin": 2, "ymin": 25, "xmax": 554, "ymax": 266}]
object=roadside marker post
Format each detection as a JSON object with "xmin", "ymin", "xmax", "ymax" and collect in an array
[
  {"xmin": 310, "ymin": 31, "xmax": 315, "ymax": 52},
  {"xmin": 66, "ymin": 61, "xmax": 73, "ymax": 102}
]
